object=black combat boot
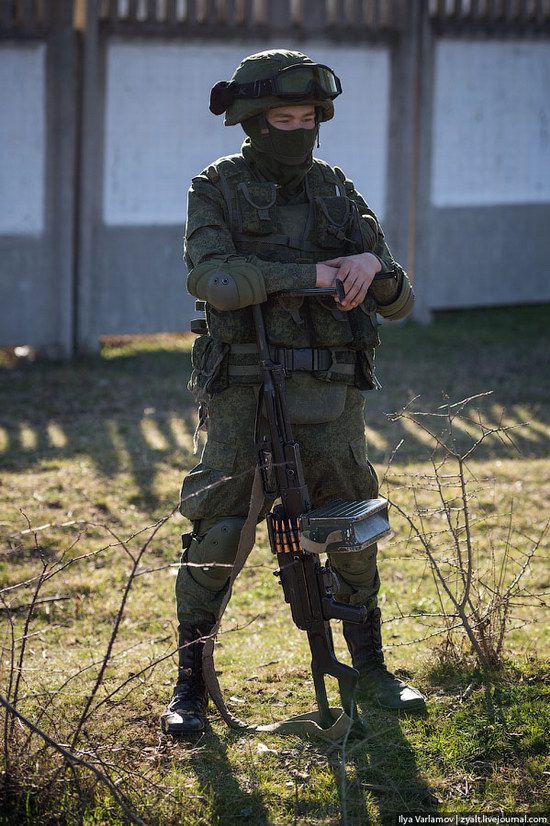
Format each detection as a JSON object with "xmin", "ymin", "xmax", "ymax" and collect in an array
[
  {"xmin": 160, "ymin": 621, "xmax": 212, "ymax": 734},
  {"xmin": 343, "ymin": 607, "xmax": 426, "ymax": 712}
]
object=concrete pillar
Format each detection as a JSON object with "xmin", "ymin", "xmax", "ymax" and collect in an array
[
  {"xmin": 75, "ymin": 0, "xmax": 104, "ymax": 353},
  {"xmin": 409, "ymin": 1, "xmax": 436, "ymax": 323},
  {"xmin": 386, "ymin": 0, "xmax": 433, "ymax": 322},
  {"xmin": 45, "ymin": 0, "xmax": 78, "ymax": 357}
]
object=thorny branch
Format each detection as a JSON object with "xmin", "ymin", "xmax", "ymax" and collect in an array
[
  {"xmin": 386, "ymin": 394, "xmax": 545, "ymax": 669},
  {"xmin": 0, "ymin": 693, "xmax": 146, "ymax": 826},
  {"xmin": 69, "ymin": 512, "xmax": 176, "ymax": 749}
]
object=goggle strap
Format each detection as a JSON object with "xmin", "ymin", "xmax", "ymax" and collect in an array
[{"xmin": 234, "ymin": 78, "xmax": 276, "ymax": 99}]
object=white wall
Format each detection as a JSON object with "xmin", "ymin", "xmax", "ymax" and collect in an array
[
  {"xmin": 310, "ymin": 44, "xmax": 390, "ymax": 217},
  {"xmin": 102, "ymin": 41, "xmax": 390, "ymax": 226},
  {"xmin": 0, "ymin": 44, "xmax": 46, "ymax": 235},
  {"xmin": 431, "ymin": 40, "xmax": 550, "ymax": 207}
]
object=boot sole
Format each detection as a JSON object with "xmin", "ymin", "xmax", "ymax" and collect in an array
[{"xmin": 160, "ymin": 713, "xmax": 206, "ymax": 735}]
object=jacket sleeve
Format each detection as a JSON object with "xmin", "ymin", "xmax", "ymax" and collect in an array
[
  {"xmin": 345, "ymin": 180, "xmax": 415, "ymax": 321},
  {"xmin": 184, "ymin": 173, "xmax": 317, "ymax": 295}
]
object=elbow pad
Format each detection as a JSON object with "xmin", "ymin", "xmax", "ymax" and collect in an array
[
  {"xmin": 377, "ymin": 275, "xmax": 415, "ymax": 321},
  {"xmin": 187, "ymin": 259, "xmax": 267, "ymax": 310}
]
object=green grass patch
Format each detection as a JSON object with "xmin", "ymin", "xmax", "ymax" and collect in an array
[{"xmin": 0, "ymin": 306, "xmax": 548, "ymax": 824}]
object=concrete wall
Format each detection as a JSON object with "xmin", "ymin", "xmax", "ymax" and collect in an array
[
  {"xmin": 0, "ymin": 9, "xmax": 77, "ymax": 356},
  {"xmin": 416, "ymin": 38, "xmax": 550, "ymax": 314},
  {"xmin": 103, "ymin": 41, "xmax": 390, "ymax": 225},
  {"xmin": 0, "ymin": 45, "xmax": 46, "ymax": 235},
  {"xmin": 1, "ymin": 9, "xmax": 549, "ymax": 354},
  {"xmin": 0, "ymin": 44, "xmax": 51, "ymax": 346}
]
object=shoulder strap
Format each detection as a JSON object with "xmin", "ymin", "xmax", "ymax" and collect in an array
[
  {"xmin": 205, "ymin": 155, "xmax": 252, "ymax": 232},
  {"xmin": 309, "ymin": 158, "xmax": 352, "ymax": 197},
  {"xmin": 333, "ymin": 165, "xmax": 356, "ymax": 197}
]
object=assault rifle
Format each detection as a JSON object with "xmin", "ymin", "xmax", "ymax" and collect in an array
[{"xmin": 252, "ymin": 280, "xmax": 390, "ymax": 731}]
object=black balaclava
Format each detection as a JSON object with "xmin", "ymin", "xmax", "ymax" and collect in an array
[{"xmin": 241, "ymin": 112, "xmax": 319, "ymax": 197}]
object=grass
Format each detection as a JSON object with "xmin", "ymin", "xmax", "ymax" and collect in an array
[{"xmin": 0, "ymin": 305, "xmax": 549, "ymax": 825}]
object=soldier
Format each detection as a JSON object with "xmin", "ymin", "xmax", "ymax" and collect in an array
[{"xmin": 161, "ymin": 49, "xmax": 425, "ymax": 735}]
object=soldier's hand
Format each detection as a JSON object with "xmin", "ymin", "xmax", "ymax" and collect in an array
[
  {"xmin": 315, "ymin": 262, "xmax": 339, "ymax": 288},
  {"xmin": 320, "ymin": 253, "xmax": 382, "ymax": 310}
]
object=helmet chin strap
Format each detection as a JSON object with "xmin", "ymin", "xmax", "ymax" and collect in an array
[
  {"xmin": 315, "ymin": 106, "xmax": 323, "ymax": 149},
  {"xmin": 315, "ymin": 107, "xmax": 322, "ymax": 147},
  {"xmin": 258, "ymin": 112, "xmax": 275, "ymax": 154}
]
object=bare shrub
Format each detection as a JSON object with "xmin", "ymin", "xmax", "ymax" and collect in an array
[
  {"xmin": 0, "ymin": 511, "xmax": 181, "ymax": 824},
  {"xmin": 383, "ymin": 393, "xmax": 548, "ymax": 671}
]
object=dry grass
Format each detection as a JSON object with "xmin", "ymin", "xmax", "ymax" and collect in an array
[{"xmin": 0, "ymin": 305, "xmax": 548, "ymax": 824}]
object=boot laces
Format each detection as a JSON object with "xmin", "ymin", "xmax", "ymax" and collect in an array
[{"xmin": 170, "ymin": 669, "xmax": 205, "ymax": 713}]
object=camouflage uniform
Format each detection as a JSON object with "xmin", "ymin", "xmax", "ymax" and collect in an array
[
  {"xmin": 177, "ymin": 150, "xmax": 407, "ymax": 618},
  {"xmin": 162, "ymin": 50, "xmax": 424, "ymax": 735}
]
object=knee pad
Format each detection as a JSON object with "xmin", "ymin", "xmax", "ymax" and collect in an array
[
  {"xmin": 329, "ymin": 543, "xmax": 380, "ymax": 608},
  {"xmin": 185, "ymin": 517, "xmax": 246, "ymax": 590}
]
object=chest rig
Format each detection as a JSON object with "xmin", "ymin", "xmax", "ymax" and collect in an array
[{"xmin": 200, "ymin": 155, "xmax": 381, "ymax": 389}]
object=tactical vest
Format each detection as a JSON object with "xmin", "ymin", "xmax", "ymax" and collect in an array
[{"xmin": 195, "ymin": 154, "xmax": 381, "ymax": 390}]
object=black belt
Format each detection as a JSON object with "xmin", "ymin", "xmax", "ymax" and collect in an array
[
  {"xmin": 270, "ymin": 346, "xmax": 332, "ymax": 372},
  {"xmin": 228, "ymin": 344, "xmax": 355, "ymax": 376}
]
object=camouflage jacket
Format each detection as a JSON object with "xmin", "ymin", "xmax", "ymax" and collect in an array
[{"xmin": 184, "ymin": 153, "xmax": 413, "ymax": 392}]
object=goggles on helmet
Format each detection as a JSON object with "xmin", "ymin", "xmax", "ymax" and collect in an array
[{"xmin": 210, "ymin": 64, "xmax": 342, "ymax": 115}]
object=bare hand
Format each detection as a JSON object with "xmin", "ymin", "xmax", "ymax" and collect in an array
[
  {"xmin": 319, "ymin": 253, "xmax": 381, "ymax": 310},
  {"xmin": 315, "ymin": 262, "xmax": 339, "ymax": 289}
]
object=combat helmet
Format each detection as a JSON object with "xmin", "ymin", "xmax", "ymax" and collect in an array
[{"xmin": 210, "ymin": 49, "xmax": 342, "ymax": 126}]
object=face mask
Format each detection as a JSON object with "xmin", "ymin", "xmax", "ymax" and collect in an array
[
  {"xmin": 264, "ymin": 123, "xmax": 318, "ymax": 165},
  {"xmin": 242, "ymin": 115, "xmax": 318, "ymax": 166}
]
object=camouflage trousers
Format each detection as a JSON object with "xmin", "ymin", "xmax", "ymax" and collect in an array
[{"xmin": 177, "ymin": 383, "xmax": 381, "ymax": 625}]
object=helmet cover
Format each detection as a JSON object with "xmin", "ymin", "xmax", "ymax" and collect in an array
[{"xmin": 209, "ymin": 49, "xmax": 339, "ymax": 126}]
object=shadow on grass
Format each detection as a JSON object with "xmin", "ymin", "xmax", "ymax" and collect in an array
[
  {"xmin": 0, "ymin": 348, "xmax": 197, "ymax": 510},
  {"xmin": 179, "ymin": 719, "xmax": 437, "ymax": 826},
  {"xmin": 1, "ymin": 305, "xmax": 549, "ymax": 509},
  {"xmin": 184, "ymin": 729, "xmax": 272, "ymax": 825},
  {"xmin": 327, "ymin": 706, "xmax": 439, "ymax": 825}
]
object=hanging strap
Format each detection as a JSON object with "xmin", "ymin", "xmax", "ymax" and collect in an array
[
  {"xmin": 201, "ymin": 465, "xmax": 360, "ymax": 743},
  {"xmin": 201, "ymin": 465, "xmax": 264, "ymax": 733}
]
